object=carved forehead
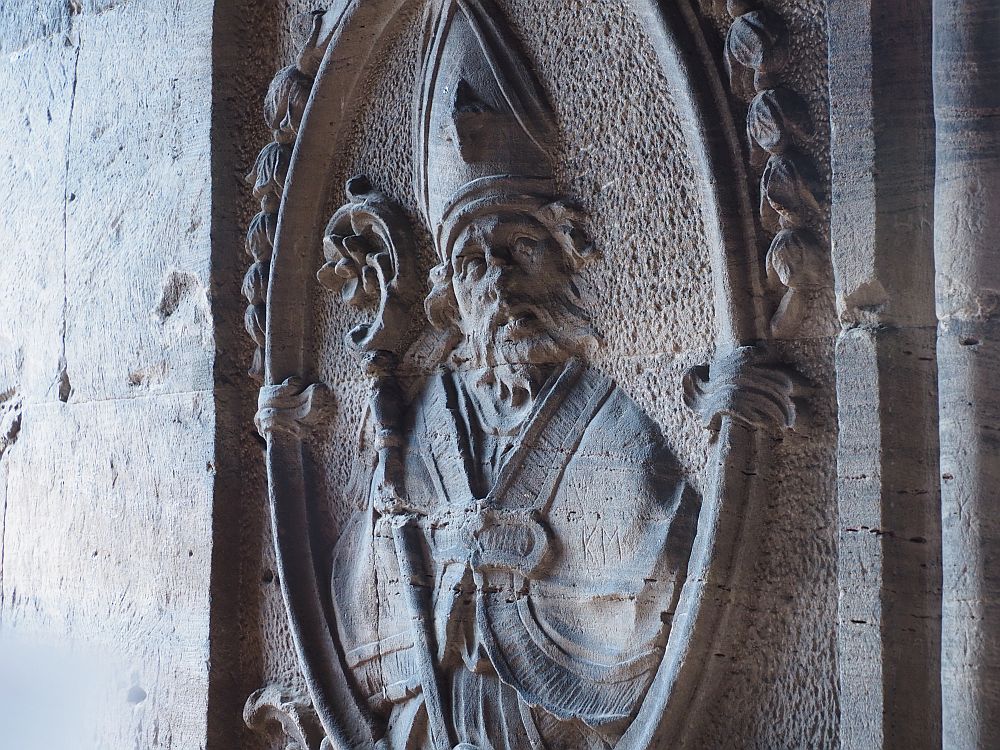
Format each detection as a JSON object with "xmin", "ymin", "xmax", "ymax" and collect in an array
[
  {"xmin": 437, "ymin": 191, "xmax": 552, "ymax": 258},
  {"xmin": 450, "ymin": 211, "xmax": 549, "ymax": 249}
]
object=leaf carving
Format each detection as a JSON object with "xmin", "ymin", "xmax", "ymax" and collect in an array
[
  {"xmin": 766, "ymin": 229, "xmax": 828, "ymax": 291},
  {"xmin": 246, "ymin": 212, "xmax": 277, "ymax": 262},
  {"xmin": 244, "ymin": 303, "xmax": 266, "ymax": 347},
  {"xmin": 748, "ymin": 88, "xmax": 812, "ymax": 155},
  {"xmin": 247, "ymin": 142, "xmax": 292, "ymax": 211},
  {"xmin": 760, "ymin": 152, "xmax": 822, "ymax": 232},
  {"xmin": 242, "ymin": 262, "xmax": 269, "ymax": 305},
  {"xmin": 725, "ymin": 10, "xmax": 788, "ymax": 94},
  {"xmin": 318, "ymin": 176, "xmax": 421, "ymax": 356},
  {"xmin": 265, "ymin": 65, "xmax": 313, "ymax": 143}
]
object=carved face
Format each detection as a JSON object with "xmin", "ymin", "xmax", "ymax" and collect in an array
[{"xmin": 448, "ymin": 211, "xmax": 584, "ymax": 368}]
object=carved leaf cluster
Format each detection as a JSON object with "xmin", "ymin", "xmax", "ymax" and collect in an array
[
  {"xmin": 723, "ymin": 3, "xmax": 830, "ymax": 339},
  {"xmin": 318, "ymin": 176, "xmax": 421, "ymax": 358},
  {"xmin": 318, "ymin": 177, "xmax": 386, "ymax": 310},
  {"xmin": 244, "ymin": 685, "xmax": 327, "ymax": 750},
  {"xmin": 242, "ymin": 15, "xmax": 325, "ymax": 381}
]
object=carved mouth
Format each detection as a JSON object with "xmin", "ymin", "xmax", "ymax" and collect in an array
[
  {"xmin": 510, "ymin": 311, "xmax": 537, "ymax": 328},
  {"xmin": 496, "ymin": 305, "xmax": 539, "ymax": 336}
]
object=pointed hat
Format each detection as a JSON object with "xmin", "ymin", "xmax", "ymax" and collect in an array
[{"xmin": 414, "ymin": 0, "xmax": 559, "ymax": 258}]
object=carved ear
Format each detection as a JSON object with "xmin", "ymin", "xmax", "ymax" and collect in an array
[
  {"xmin": 424, "ymin": 262, "xmax": 460, "ymax": 331},
  {"xmin": 537, "ymin": 201, "xmax": 601, "ymax": 271}
]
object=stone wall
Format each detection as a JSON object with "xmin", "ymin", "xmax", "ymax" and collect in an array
[
  {"xmin": 0, "ymin": 1, "xmax": 238, "ymax": 747},
  {"xmin": 1, "ymin": 1, "xmax": 997, "ymax": 749}
]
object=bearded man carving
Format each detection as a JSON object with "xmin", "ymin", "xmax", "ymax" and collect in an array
[{"xmin": 330, "ymin": 1, "xmax": 698, "ymax": 748}]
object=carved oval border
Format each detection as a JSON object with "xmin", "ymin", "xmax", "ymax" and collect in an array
[{"xmin": 258, "ymin": 1, "xmax": 796, "ymax": 747}]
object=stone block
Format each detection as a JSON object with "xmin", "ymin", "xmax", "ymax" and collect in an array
[
  {"xmin": 0, "ymin": 34, "xmax": 76, "ymax": 404},
  {"xmin": 0, "ymin": 393, "xmax": 216, "ymax": 749},
  {"xmin": 63, "ymin": 0, "xmax": 215, "ymax": 403}
]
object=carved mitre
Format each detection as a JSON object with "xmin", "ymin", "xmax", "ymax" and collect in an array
[{"xmin": 415, "ymin": 0, "xmax": 560, "ymax": 258}]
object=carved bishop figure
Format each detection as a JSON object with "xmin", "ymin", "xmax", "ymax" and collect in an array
[{"xmin": 329, "ymin": 1, "xmax": 698, "ymax": 747}]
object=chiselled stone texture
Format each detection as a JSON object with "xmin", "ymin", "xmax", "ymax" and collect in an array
[{"xmin": 0, "ymin": 1, "xmax": 240, "ymax": 748}]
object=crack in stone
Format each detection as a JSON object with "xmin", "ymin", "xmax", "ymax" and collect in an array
[
  {"xmin": 0, "ymin": 389, "xmax": 20, "ymax": 613},
  {"xmin": 59, "ymin": 33, "xmax": 82, "ymax": 406}
]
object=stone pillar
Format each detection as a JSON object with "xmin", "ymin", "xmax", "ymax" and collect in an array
[
  {"xmin": 934, "ymin": 1, "xmax": 1000, "ymax": 747},
  {"xmin": 0, "ymin": 1, "xmax": 246, "ymax": 747},
  {"xmin": 828, "ymin": 2, "xmax": 942, "ymax": 747}
]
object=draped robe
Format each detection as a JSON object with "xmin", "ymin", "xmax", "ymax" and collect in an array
[{"xmin": 331, "ymin": 360, "xmax": 697, "ymax": 749}]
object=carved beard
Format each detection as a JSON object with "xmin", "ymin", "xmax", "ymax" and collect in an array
[{"xmin": 450, "ymin": 287, "xmax": 599, "ymax": 409}]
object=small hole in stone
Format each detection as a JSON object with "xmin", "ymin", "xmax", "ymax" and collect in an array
[
  {"xmin": 262, "ymin": 569, "xmax": 274, "ymax": 584},
  {"xmin": 126, "ymin": 685, "xmax": 147, "ymax": 705},
  {"xmin": 961, "ymin": 337, "xmax": 980, "ymax": 347},
  {"xmin": 188, "ymin": 550, "xmax": 194, "ymax": 557}
]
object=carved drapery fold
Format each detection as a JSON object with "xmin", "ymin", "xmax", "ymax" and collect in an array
[{"xmin": 683, "ymin": 347, "xmax": 805, "ymax": 436}]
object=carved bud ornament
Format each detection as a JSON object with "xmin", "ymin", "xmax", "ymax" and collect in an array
[
  {"xmin": 723, "ymin": 3, "xmax": 830, "ymax": 339},
  {"xmin": 242, "ymin": 12, "xmax": 324, "ymax": 380}
]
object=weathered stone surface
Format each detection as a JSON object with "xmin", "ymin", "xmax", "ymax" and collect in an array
[
  {"xmin": 3, "ymin": 0, "xmax": 999, "ymax": 748},
  {"xmin": 0, "ymin": 2, "xmax": 230, "ymax": 749},
  {"xmin": 836, "ymin": 327, "xmax": 942, "ymax": 749},
  {"xmin": 62, "ymin": 0, "xmax": 215, "ymax": 403},
  {"xmin": 828, "ymin": 2, "xmax": 943, "ymax": 747},
  {"xmin": 1, "ymin": 394, "xmax": 215, "ymax": 749},
  {"xmin": 0, "ymin": 0, "xmax": 71, "ymax": 56},
  {"xmin": 934, "ymin": 2, "xmax": 1000, "ymax": 746},
  {"xmin": 0, "ymin": 33, "xmax": 75, "ymax": 405}
]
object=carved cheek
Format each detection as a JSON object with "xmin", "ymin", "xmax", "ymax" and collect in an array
[{"xmin": 451, "ymin": 277, "xmax": 477, "ymax": 316}]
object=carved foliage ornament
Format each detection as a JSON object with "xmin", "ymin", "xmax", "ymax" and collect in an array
[
  {"xmin": 722, "ymin": 3, "xmax": 831, "ymax": 338},
  {"xmin": 244, "ymin": 1, "xmax": 811, "ymax": 749},
  {"xmin": 243, "ymin": 12, "xmax": 327, "ymax": 381}
]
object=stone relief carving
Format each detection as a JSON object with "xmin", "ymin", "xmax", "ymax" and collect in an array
[
  {"xmin": 722, "ymin": 3, "xmax": 831, "ymax": 339},
  {"xmin": 245, "ymin": 685, "xmax": 330, "ymax": 750},
  {"xmin": 246, "ymin": 1, "xmax": 812, "ymax": 748},
  {"xmin": 324, "ymin": 6, "xmax": 699, "ymax": 746},
  {"xmin": 243, "ymin": 12, "xmax": 328, "ymax": 381}
]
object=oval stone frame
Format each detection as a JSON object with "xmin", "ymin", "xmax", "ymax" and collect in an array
[{"xmin": 257, "ymin": 1, "xmax": 801, "ymax": 747}]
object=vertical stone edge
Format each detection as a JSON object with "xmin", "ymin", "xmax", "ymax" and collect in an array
[
  {"xmin": 933, "ymin": 1, "xmax": 1000, "ymax": 747},
  {"xmin": 829, "ymin": 1, "xmax": 943, "ymax": 747},
  {"xmin": 205, "ymin": 0, "xmax": 280, "ymax": 747}
]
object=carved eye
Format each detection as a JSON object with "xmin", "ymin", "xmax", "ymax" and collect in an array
[
  {"xmin": 454, "ymin": 246, "xmax": 486, "ymax": 279},
  {"xmin": 511, "ymin": 235, "xmax": 537, "ymax": 260}
]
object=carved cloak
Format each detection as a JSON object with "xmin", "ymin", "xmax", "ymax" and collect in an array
[{"xmin": 331, "ymin": 361, "xmax": 698, "ymax": 746}]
